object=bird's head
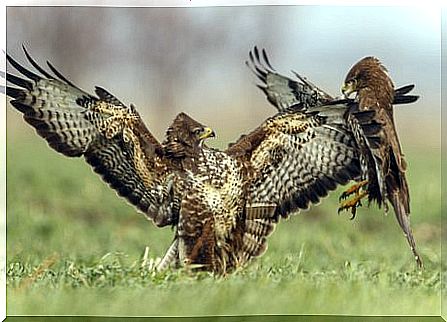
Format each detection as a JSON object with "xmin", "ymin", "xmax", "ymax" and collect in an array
[
  {"xmin": 163, "ymin": 112, "xmax": 215, "ymax": 158},
  {"xmin": 342, "ymin": 56, "xmax": 390, "ymax": 98}
]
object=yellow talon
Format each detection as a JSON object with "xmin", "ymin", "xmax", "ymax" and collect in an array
[
  {"xmin": 339, "ymin": 180, "xmax": 368, "ymax": 201},
  {"xmin": 338, "ymin": 190, "xmax": 368, "ymax": 219}
]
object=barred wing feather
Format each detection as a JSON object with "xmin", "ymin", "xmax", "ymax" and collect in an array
[{"xmin": 6, "ymin": 48, "xmax": 173, "ymax": 226}]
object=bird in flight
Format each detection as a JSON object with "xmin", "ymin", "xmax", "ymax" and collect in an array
[
  {"xmin": 340, "ymin": 56, "xmax": 423, "ymax": 268},
  {"xmin": 246, "ymin": 46, "xmax": 422, "ymax": 268},
  {"xmin": 5, "ymin": 46, "xmax": 420, "ymax": 273}
]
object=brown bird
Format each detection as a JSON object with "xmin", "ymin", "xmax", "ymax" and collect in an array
[
  {"xmin": 4, "ymin": 48, "xmax": 274, "ymax": 274},
  {"xmin": 4, "ymin": 47, "xmax": 400, "ymax": 274},
  {"xmin": 246, "ymin": 47, "xmax": 422, "ymax": 268},
  {"xmin": 340, "ymin": 56, "xmax": 423, "ymax": 268},
  {"xmin": 160, "ymin": 103, "xmax": 382, "ymax": 274},
  {"xmin": 246, "ymin": 46, "xmax": 419, "ymax": 113},
  {"xmin": 5, "ymin": 47, "xmax": 224, "ymax": 232}
]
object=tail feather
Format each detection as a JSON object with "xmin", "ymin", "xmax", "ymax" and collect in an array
[
  {"xmin": 245, "ymin": 218, "xmax": 276, "ymax": 238},
  {"xmin": 388, "ymin": 191, "xmax": 423, "ymax": 268},
  {"xmin": 245, "ymin": 203, "xmax": 276, "ymax": 220},
  {"xmin": 386, "ymin": 148, "xmax": 422, "ymax": 268},
  {"xmin": 236, "ymin": 204, "xmax": 278, "ymax": 264},
  {"xmin": 241, "ymin": 233, "xmax": 268, "ymax": 260}
]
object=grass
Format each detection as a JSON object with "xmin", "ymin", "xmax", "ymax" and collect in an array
[{"xmin": 6, "ymin": 112, "xmax": 443, "ymax": 316}]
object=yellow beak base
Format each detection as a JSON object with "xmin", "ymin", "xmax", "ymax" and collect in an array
[{"xmin": 199, "ymin": 127, "xmax": 216, "ymax": 140}]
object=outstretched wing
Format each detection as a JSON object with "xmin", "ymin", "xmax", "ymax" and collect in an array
[
  {"xmin": 246, "ymin": 46, "xmax": 333, "ymax": 112},
  {"xmin": 248, "ymin": 47, "xmax": 419, "ymax": 112},
  {"xmin": 227, "ymin": 102, "xmax": 381, "ymax": 219},
  {"xmin": 6, "ymin": 47, "xmax": 174, "ymax": 227}
]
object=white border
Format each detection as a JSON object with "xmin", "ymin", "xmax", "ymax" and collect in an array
[
  {"xmin": 0, "ymin": 1, "xmax": 444, "ymax": 321},
  {"xmin": 1, "ymin": 1, "xmax": 6, "ymax": 321}
]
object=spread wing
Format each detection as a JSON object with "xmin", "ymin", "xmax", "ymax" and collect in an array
[
  {"xmin": 227, "ymin": 102, "xmax": 381, "ymax": 219},
  {"xmin": 6, "ymin": 47, "xmax": 175, "ymax": 227},
  {"xmin": 247, "ymin": 47, "xmax": 418, "ymax": 112},
  {"xmin": 246, "ymin": 46, "xmax": 333, "ymax": 111}
]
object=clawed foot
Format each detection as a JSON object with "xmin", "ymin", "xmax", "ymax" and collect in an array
[
  {"xmin": 339, "ymin": 180, "xmax": 368, "ymax": 201},
  {"xmin": 338, "ymin": 190, "xmax": 368, "ymax": 219}
]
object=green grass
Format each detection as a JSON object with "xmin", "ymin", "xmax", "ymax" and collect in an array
[{"xmin": 6, "ymin": 116, "xmax": 443, "ymax": 316}]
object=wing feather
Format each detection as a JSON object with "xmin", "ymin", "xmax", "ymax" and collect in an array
[
  {"xmin": 228, "ymin": 103, "xmax": 381, "ymax": 219},
  {"xmin": 246, "ymin": 47, "xmax": 333, "ymax": 111},
  {"xmin": 6, "ymin": 49, "xmax": 174, "ymax": 226},
  {"xmin": 247, "ymin": 48, "xmax": 419, "ymax": 112}
]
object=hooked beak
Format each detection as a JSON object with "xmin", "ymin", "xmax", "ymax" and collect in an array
[
  {"xmin": 341, "ymin": 82, "xmax": 357, "ymax": 98},
  {"xmin": 199, "ymin": 127, "xmax": 216, "ymax": 140}
]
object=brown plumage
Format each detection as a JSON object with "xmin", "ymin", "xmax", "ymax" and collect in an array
[
  {"xmin": 6, "ymin": 47, "xmax": 417, "ymax": 274},
  {"xmin": 247, "ymin": 47, "xmax": 422, "ymax": 268},
  {"xmin": 5, "ymin": 47, "xmax": 273, "ymax": 275},
  {"xmin": 247, "ymin": 46, "xmax": 420, "ymax": 113},
  {"xmin": 157, "ymin": 112, "xmax": 277, "ymax": 273},
  {"xmin": 163, "ymin": 103, "xmax": 384, "ymax": 274},
  {"xmin": 342, "ymin": 56, "xmax": 423, "ymax": 268}
]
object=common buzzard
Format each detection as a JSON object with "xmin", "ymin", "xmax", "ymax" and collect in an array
[
  {"xmin": 5, "ymin": 47, "xmax": 416, "ymax": 273},
  {"xmin": 246, "ymin": 47, "xmax": 422, "ymax": 268},
  {"xmin": 341, "ymin": 56, "xmax": 423, "ymax": 268}
]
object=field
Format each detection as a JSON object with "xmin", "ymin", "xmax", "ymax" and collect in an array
[{"xmin": 6, "ymin": 111, "xmax": 443, "ymax": 317}]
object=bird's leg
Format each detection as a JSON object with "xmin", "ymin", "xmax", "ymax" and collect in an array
[
  {"xmin": 338, "ymin": 180, "xmax": 369, "ymax": 218},
  {"xmin": 339, "ymin": 179, "xmax": 368, "ymax": 200},
  {"xmin": 338, "ymin": 183, "xmax": 369, "ymax": 219}
]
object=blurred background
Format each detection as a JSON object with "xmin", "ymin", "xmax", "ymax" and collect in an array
[
  {"xmin": 6, "ymin": 6, "xmax": 440, "ymax": 149},
  {"xmin": 5, "ymin": 5, "xmax": 442, "ymax": 316}
]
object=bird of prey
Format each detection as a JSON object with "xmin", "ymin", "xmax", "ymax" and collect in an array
[
  {"xmin": 5, "ymin": 47, "xmax": 221, "ymax": 230},
  {"xmin": 4, "ymin": 47, "xmax": 405, "ymax": 274},
  {"xmin": 4, "ymin": 48, "xmax": 271, "ymax": 273},
  {"xmin": 159, "ymin": 101, "xmax": 382, "ymax": 273},
  {"xmin": 245, "ymin": 46, "xmax": 418, "ymax": 113},
  {"xmin": 340, "ymin": 56, "xmax": 423, "ymax": 268},
  {"xmin": 246, "ymin": 47, "xmax": 422, "ymax": 268}
]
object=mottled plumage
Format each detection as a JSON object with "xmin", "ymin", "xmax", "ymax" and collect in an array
[
  {"xmin": 5, "ymin": 47, "xmax": 419, "ymax": 274},
  {"xmin": 5, "ymin": 47, "xmax": 185, "ymax": 228},
  {"xmin": 162, "ymin": 102, "xmax": 384, "ymax": 274},
  {"xmin": 247, "ymin": 47, "xmax": 419, "ymax": 113},
  {"xmin": 247, "ymin": 48, "xmax": 422, "ymax": 268}
]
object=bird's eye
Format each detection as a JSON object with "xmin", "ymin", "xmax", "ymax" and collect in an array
[{"xmin": 193, "ymin": 128, "xmax": 202, "ymax": 135}]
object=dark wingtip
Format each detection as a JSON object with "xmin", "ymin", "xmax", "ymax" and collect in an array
[
  {"xmin": 46, "ymin": 60, "xmax": 82, "ymax": 91},
  {"xmin": 5, "ymin": 86, "xmax": 23, "ymax": 98},
  {"xmin": 6, "ymin": 72, "xmax": 33, "ymax": 91},
  {"xmin": 393, "ymin": 95, "xmax": 419, "ymax": 105},
  {"xmin": 22, "ymin": 45, "xmax": 54, "ymax": 79},
  {"xmin": 394, "ymin": 84, "xmax": 415, "ymax": 96},
  {"xmin": 261, "ymin": 48, "xmax": 275, "ymax": 71},
  {"xmin": 6, "ymin": 51, "xmax": 41, "ymax": 82}
]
